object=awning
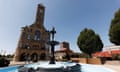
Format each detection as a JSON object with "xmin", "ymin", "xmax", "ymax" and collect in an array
[
  {"xmin": 92, "ymin": 51, "xmax": 112, "ymax": 57},
  {"xmin": 111, "ymin": 50, "xmax": 120, "ymax": 54}
]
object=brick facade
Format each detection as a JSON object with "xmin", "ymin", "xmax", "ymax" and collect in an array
[{"xmin": 13, "ymin": 4, "xmax": 50, "ymax": 61}]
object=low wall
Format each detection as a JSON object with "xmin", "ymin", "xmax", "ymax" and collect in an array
[
  {"xmin": 70, "ymin": 58, "xmax": 87, "ymax": 63},
  {"xmin": 87, "ymin": 58, "xmax": 102, "ymax": 64},
  {"xmin": 71, "ymin": 58, "xmax": 102, "ymax": 64}
]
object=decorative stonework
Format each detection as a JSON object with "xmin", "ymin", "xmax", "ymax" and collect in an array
[{"xmin": 13, "ymin": 4, "xmax": 50, "ymax": 61}]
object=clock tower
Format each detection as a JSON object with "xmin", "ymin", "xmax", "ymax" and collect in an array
[
  {"xmin": 13, "ymin": 4, "xmax": 50, "ymax": 61},
  {"xmin": 35, "ymin": 4, "xmax": 45, "ymax": 25}
]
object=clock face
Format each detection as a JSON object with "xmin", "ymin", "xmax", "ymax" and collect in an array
[{"xmin": 40, "ymin": 9, "xmax": 43, "ymax": 13}]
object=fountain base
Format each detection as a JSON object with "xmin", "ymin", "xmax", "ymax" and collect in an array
[{"xmin": 18, "ymin": 62, "xmax": 81, "ymax": 72}]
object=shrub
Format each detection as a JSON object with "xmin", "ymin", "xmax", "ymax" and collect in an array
[{"xmin": 0, "ymin": 57, "xmax": 10, "ymax": 67}]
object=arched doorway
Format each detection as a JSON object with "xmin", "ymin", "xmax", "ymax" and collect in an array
[
  {"xmin": 20, "ymin": 53, "xmax": 26, "ymax": 61},
  {"xmin": 31, "ymin": 53, "xmax": 38, "ymax": 62},
  {"xmin": 40, "ymin": 53, "xmax": 46, "ymax": 60}
]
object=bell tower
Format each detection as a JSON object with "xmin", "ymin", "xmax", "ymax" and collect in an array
[
  {"xmin": 35, "ymin": 4, "xmax": 45, "ymax": 25},
  {"xmin": 13, "ymin": 4, "xmax": 50, "ymax": 61}
]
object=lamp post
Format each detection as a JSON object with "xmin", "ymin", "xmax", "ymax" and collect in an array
[{"xmin": 48, "ymin": 27, "xmax": 59, "ymax": 64}]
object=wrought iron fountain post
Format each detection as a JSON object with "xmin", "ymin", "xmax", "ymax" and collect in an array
[{"xmin": 49, "ymin": 27, "xmax": 59, "ymax": 64}]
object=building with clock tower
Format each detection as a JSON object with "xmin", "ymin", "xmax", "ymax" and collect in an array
[{"xmin": 13, "ymin": 4, "xmax": 50, "ymax": 61}]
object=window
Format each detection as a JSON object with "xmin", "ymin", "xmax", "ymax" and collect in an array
[
  {"xmin": 45, "ymin": 42, "xmax": 49, "ymax": 49},
  {"xmin": 25, "ymin": 43, "xmax": 29, "ymax": 48},
  {"xmin": 19, "ymin": 42, "xmax": 22, "ymax": 48},
  {"xmin": 30, "ymin": 29, "xmax": 32, "ymax": 32},
  {"xmin": 21, "ymin": 32, "xmax": 25, "ymax": 40},
  {"xmin": 27, "ymin": 34, "xmax": 31, "ymax": 40},
  {"xmin": 34, "ymin": 30, "xmax": 40, "ymax": 40}
]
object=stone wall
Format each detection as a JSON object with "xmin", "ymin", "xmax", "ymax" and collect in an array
[{"xmin": 71, "ymin": 58, "xmax": 102, "ymax": 64}]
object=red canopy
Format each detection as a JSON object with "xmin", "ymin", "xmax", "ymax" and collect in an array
[
  {"xmin": 92, "ymin": 51, "xmax": 112, "ymax": 57},
  {"xmin": 102, "ymin": 51, "xmax": 112, "ymax": 57},
  {"xmin": 93, "ymin": 50, "xmax": 120, "ymax": 57},
  {"xmin": 111, "ymin": 50, "xmax": 120, "ymax": 54}
]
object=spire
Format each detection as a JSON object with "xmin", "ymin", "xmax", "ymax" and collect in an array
[{"xmin": 35, "ymin": 4, "xmax": 45, "ymax": 25}]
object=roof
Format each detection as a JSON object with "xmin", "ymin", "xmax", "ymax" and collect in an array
[
  {"xmin": 111, "ymin": 50, "xmax": 120, "ymax": 54},
  {"xmin": 92, "ymin": 51, "xmax": 112, "ymax": 57},
  {"xmin": 55, "ymin": 48, "xmax": 73, "ymax": 53},
  {"xmin": 92, "ymin": 50, "xmax": 120, "ymax": 57}
]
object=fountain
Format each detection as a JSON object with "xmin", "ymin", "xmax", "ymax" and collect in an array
[
  {"xmin": 48, "ymin": 27, "xmax": 59, "ymax": 64},
  {"xmin": 18, "ymin": 27, "xmax": 81, "ymax": 72}
]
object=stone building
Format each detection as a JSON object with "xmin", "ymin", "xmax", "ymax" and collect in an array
[
  {"xmin": 13, "ymin": 4, "xmax": 50, "ymax": 61},
  {"xmin": 55, "ymin": 42, "xmax": 73, "ymax": 60}
]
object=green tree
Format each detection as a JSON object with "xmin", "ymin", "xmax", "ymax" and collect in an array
[
  {"xmin": 109, "ymin": 8, "xmax": 120, "ymax": 45},
  {"xmin": 77, "ymin": 28, "xmax": 103, "ymax": 57}
]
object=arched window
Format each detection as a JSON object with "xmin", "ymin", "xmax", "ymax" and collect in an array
[
  {"xmin": 39, "ymin": 53, "xmax": 46, "ymax": 60},
  {"xmin": 25, "ymin": 43, "xmax": 29, "ymax": 48},
  {"xmin": 20, "ymin": 53, "xmax": 26, "ymax": 61},
  {"xmin": 31, "ymin": 53, "xmax": 38, "ymax": 62},
  {"xmin": 27, "ymin": 34, "xmax": 31, "ymax": 40},
  {"xmin": 34, "ymin": 30, "xmax": 40, "ymax": 40}
]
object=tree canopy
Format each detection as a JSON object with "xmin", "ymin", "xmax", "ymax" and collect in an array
[
  {"xmin": 77, "ymin": 28, "xmax": 103, "ymax": 57},
  {"xmin": 109, "ymin": 8, "xmax": 120, "ymax": 45}
]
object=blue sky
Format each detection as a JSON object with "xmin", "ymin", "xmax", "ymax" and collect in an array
[{"xmin": 0, "ymin": 0, "xmax": 120, "ymax": 54}]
